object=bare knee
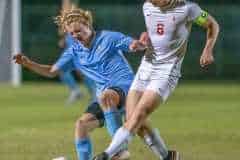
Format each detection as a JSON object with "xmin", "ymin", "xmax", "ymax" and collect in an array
[{"xmin": 100, "ymin": 89, "xmax": 120, "ymax": 111}]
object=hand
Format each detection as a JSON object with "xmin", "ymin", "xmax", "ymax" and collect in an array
[
  {"xmin": 129, "ymin": 40, "xmax": 147, "ymax": 52},
  {"xmin": 129, "ymin": 32, "xmax": 150, "ymax": 52},
  {"xmin": 13, "ymin": 54, "xmax": 30, "ymax": 66},
  {"xmin": 200, "ymin": 49, "xmax": 214, "ymax": 67},
  {"xmin": 139, "ymin": 32, "xmax": 150, "ymax": 46}
]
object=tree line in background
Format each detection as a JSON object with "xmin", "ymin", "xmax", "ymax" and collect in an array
[
  {"xmin": 22, "ymin": 4, "xmax": 240, "ymax": 81},
  {"xmin": 23, "ymin": 0, "xmax": 240, "ymax": 5}
]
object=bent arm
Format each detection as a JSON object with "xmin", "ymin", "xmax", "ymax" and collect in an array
[
  {"xmin": 13, "ymin": 54, "xmax": 59, "ymax": 78},
  {"xmin": 24, "ymin": 61, "xmax": 58, "ymax": 78},
  {"xmin": 201, "ymin": 15, "xmax": 220, "ymax": 53},
  {"xmin": 195, "ymin": 13, "xmax": 220, "ymax": 67}
]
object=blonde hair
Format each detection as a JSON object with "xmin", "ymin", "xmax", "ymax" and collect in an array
[{"xmin": 55, "ymin": 4, "xmax": 93, "ymax": 33}]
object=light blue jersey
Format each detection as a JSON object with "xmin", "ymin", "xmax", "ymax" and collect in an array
[
  {"xmin": 65, "ymin": 33, "xmax": 76, "ymax": 48},
  {"xmin": 60, "ymin": 33, "xmax": 97, "ymax": 102},
  {"xmin": 54, "ymin": 31, "xmax": 134, "ymax": 97}
]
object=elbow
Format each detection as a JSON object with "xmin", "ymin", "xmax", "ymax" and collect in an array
[
  {"xmin": 217, "ymin": 25, "xmax": 220, "ymax": 36},
  {"xmin": 210, "ymin": 17, "xmax": 220, "ymax": 37},
  {"xmin": 48, "ymin": 66, "xmax": 59, "ymax": 78},
  {"xmin": 214, "ymin": 20, "xmax": 220, "ymax": 36},
  {"xmin": 47, "ymin": 71, "xmax": 58, "ymax": 78},
  {"xmin": 47, "ymin": 73, "xmax": 57, "ymax": 78}
]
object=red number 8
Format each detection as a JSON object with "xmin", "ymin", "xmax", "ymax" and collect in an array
[{"xmin": 157, "ymin": 23, "xmax": 164, "ymax": 35}]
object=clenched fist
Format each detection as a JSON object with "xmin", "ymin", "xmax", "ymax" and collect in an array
[
  {"xmin": 200, "ymin": 49, "xmax": 214, "ymax": 67},
  {"xmin": 13, "ymin": 54, "xmax": 30, "ymax": 66}
]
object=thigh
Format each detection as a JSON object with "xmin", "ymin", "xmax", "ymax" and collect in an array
[
  {"xmin": 129, "ymin": 68, "xmax": 151, "ymax": 93},
  {"xmin": 136, "ymin": 90, "xmax": 162, "ymax": 116},
  {"xmin": 126, "ymin": 90, "xmax": 143, "ymax": 121},
  {"xmin": 124, "ymin": 90, "xmax": 161, "ymax": 132},
  {"xmin": 147, "ymin": 76, "xmax": 179, "ymax": 102}
]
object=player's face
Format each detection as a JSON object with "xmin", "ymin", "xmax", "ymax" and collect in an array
[
  {"xmin": 150, "ymin": 0, "xmax": 171, "ymax": 7},
  {"xmin": 65, "ymin": 21, "xmax": 92, "ymax": 46}
]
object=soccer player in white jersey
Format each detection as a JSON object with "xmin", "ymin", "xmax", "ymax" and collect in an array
[{"xmin": 93, "ymin": 0, "xmax": 220, "ymax": 160}]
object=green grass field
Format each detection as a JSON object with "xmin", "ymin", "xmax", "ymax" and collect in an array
[{"xmin": 0, "ymin": 81, "xmax": 239, "ymax": 160}]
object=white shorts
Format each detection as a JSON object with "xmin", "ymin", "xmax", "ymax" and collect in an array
[{"xmin": 130, "ymin": 61, "xmax": 180, "ymax": 102}]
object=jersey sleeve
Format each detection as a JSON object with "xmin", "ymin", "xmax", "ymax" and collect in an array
[
  {"xmin": 187, "ymin": 2, "xmax": 203, "ymax": 22},
  {"xmin": 111, "ymin": 32, "xmax": 134, "ymax": 53},
  {"xmin": 53, "ymin": 47, "xmax": 75, "ymax": 73},
  {"xmin": 65, "ymin": 33, "xmax": 76, "ymax": 48}
]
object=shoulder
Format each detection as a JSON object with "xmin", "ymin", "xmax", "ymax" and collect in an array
[
  {"xmin": 64, "ymin": 41, "xmax": 84, "ymax": 55},
  {"xmin": 143, "ymin": 1, "xmax": 154, "ymax": 10},
  {"xmin": 100, "ymin": 30, "xmax": 122, "ymax": 37},
  {"xmin": 143, "ymin": 1, "xmax": 156, "ymax": 14},
  {"xmin": 185, "ymin": 1, "xmax": 201, "ymax": 10},
  {"xmin": 99, "ymin": 30, "xmax": 126, "ymax": 41}
]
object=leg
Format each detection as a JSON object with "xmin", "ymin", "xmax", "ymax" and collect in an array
[
  {"xmin": 138, "ymin": 123, "xmax": 168, "ymax": 159},
  {"xmin": 126, "ymin": 92, "xmax": 170, "ymax": 159},
  {"xmin": 99, "ymin": 87, "xmax": 131, "ymax": 160},
  {"xmin": 94, "ymin": 91, "xmax": 161, "ymax": 159},
  {"xmin": 93, "ymin": 72, "xmax": 180, "ymax": 160},
  {"xmin": 59, "ymin": 71, "xmax": 82, "ymax": 104},
  {"xmin": 110, "ymin": 90, "xmax": 143, "ymax": 160},
  {"xmin": 75, "ymin": 113, "xmax": 100, "ymax": 160},
  {"xmin": 99, "ymin": 87, "xmax": 124, "ymax": 137},
  {"xmin": 125, "ymin": 90, "xmax": 143, "ymax": 121},
  {"xmin": 83, "ymin": 76, "xmax": 97, "ymax": 102},
  {"xmin": 125, "ymin": 90, "xmax": 161, "ymax": 133}
]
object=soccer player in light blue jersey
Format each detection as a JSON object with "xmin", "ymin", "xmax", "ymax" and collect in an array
[
  {"xmin": 58, "ymin": 0, "xmax": 96, "ymax": 104},
  {"xmin": 13, "ymin": 4, "xmax": 145, "ymax": 160},
  {"xmin": 59, "ymin": 32, "xmax": 97, "ymax": 104}
]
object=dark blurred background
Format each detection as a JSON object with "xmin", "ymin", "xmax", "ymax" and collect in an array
[{"xmin": 21, "ymin": 0, "xmax": 240, "ymax": 81}]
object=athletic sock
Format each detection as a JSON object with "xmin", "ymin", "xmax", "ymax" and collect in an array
[
  {"xmin": 105, "ymin": 127, "xmax": 133, "ymax": 158},
  {"xmin": 143, "ymin": 128, "xmax": 168, "ymax": 159},
  {"xmin": 104, "ymin": 108, "xmax": 123, "ymax": 137},
  {"xmin": 75, "ymin": 138, "xmax": 93, "ymax": 160}
]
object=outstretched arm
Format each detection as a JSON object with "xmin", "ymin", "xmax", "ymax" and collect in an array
[
  {"xmin": 13, "ymin": 54, "xmax": 59, "ymax": 78},
  {"xmin": 199, "ymin": 15, "xmax": 220, "ymax": 67}
]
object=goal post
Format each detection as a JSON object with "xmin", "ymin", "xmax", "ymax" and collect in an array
[
  {"xmin": 11, "ymin": 0, "xmax": 22, "ymax": 87},
  {"xmin": 0, "ymin": 0, "xmax": 22, "ymax": 86}
]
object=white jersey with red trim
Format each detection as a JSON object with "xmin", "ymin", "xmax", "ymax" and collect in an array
[{"xmin": 142, "ymin": 1, "xmax": 203, "ymax": 77}]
